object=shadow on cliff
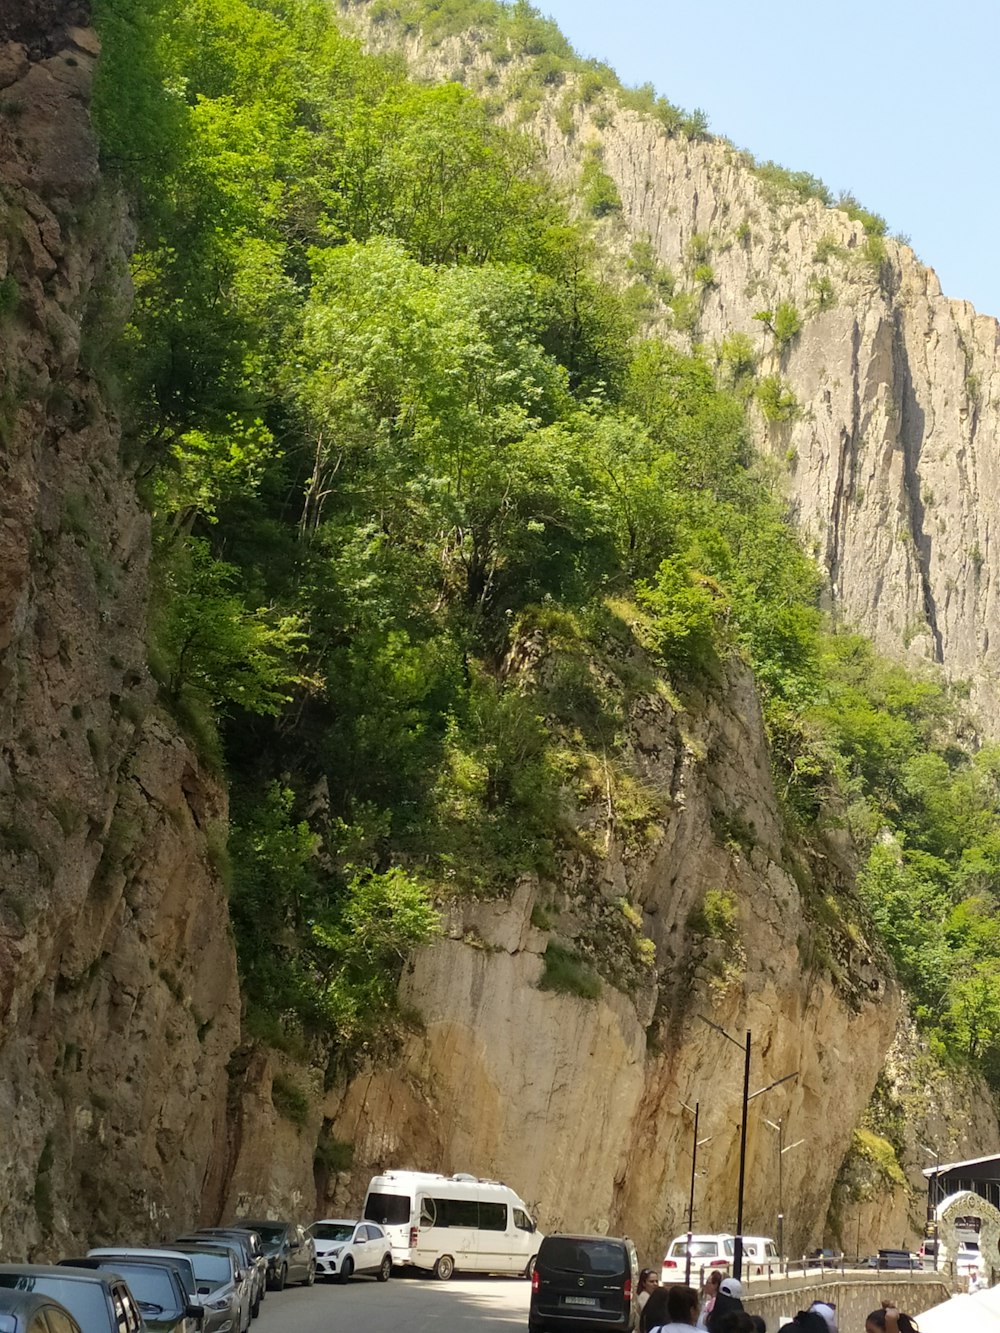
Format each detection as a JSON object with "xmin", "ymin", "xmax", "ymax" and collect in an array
[{"xmin": 0, "ymin": 0, "xmax": 91, "ymax": 56}]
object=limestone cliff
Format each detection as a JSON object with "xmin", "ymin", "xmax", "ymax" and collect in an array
[
  {"xmin": 344, "ymin": 4, "xmax": 1000, "ymax": 722},
  {"xmin": 0, "ymin": 3, "xmax": 241, "ymax": 1256}
]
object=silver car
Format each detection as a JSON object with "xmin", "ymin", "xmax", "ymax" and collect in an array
[
  {"xmin": 88, "ymin": 1248, "xmax": 239, "ymax": 1333},
  {"xmin": 170, "ymin": 1244, "xmax": 250, "ymax": 1333}
]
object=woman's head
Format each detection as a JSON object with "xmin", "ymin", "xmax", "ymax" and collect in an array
[
  {"xmin": 667, "ymin": 1284, "xmax": 700, "ymax": 1324},
  {"xmin": 866, "ymin": 1312, "xmax": 919, "ymax": 1333},
  {"xmin": 706, "ymin": 1269, "xmax": 724, "ymax": 1292},
  {"xmin": 641, "ymin": 1286, "xmax": 673, "ymax": 1331},
  {"xmin": 639, "ymin": 1267, "xmax": 659, "ymax": 1293}
]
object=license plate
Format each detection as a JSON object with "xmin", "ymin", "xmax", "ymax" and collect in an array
[{"xmin": 565, "ymin": 1296, "xmax": 597, "ymax": 1306}]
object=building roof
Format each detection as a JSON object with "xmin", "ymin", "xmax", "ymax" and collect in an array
[{"xmin": 922, "ymin": 1154, "xmax": 1000, "ymax": 1181}]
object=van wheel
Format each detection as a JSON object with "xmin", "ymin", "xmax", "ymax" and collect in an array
[
  {"xmin": 524, "ymin": 1256, "xmax": 537, "ymax": 1280},
  {"xmin": 433, "ymin": 1255, "xmax": 455, "ymax": 1281}
]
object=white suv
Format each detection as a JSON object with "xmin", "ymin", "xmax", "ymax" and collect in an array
[
  {"xmin": 661, "ymin": 1234, "xmax": 734, "ymax": 1281},
  {"xmin": 309, "ymin": 1219, "xmax": 392, "ymax": 1284}
]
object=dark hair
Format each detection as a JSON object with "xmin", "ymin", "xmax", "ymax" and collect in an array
[
  {"xmin": 714, "ymin": 1315, "xmax": 756, "ymax": 1333},
  {"xmin": 667, "ymin": 1285, "xmax": 700, "ymax": 1323},
  {"xmin": 641, "ymin": 1287, "xmax": 672, "ymax": 1332},
  {"xmin": 867, "ymin": 1312, "xmax": 919, "ymax": 1333},
  {"xmin": 751, "ymin": 1318, "xmax": 766, "ymax": 1333},
  {"xmin": 706, "ymin": 1269, "xmax": 724, "ymax": 1290}
]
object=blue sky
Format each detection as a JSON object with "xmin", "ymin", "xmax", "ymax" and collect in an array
[{"xmin": 537, "ymin": 0, "xmax": 1000, "ymax": 321}]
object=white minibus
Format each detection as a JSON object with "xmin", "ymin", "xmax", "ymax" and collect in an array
[{"xmin": 362, "ymin": 1170, "xmax": 542, "ymax": 1280}]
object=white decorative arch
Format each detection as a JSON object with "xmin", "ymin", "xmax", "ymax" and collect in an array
[{"xmin": 937, "ymin": 1189, "xmax": 1000, "ymax": 1270}]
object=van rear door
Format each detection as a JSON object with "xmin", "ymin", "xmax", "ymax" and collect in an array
[
  {"xmin": 534, "ymin": 1238, "xmax": 628, "ymax": 1323},
  {"xmin": 364, "ymin": 1188, "xmax": 413, "ymax": 1262}
]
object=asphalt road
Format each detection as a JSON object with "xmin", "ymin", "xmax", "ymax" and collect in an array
[{"xmin": 255, "ymin": 1270, "xmax": 531, "ymax": 1331}]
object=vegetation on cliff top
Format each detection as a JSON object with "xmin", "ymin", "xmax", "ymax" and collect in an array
[{"xmin": 92, "ymin": 0, "xmax": 1000, "ymax": 1085}]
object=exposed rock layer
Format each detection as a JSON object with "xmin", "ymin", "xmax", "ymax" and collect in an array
[{"xmin": 0, "ymin": 19, "xmax": 241, "ymax": 1256}]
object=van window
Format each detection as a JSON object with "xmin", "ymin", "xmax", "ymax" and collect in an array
[
  {"xmin": 365, "ymin": 1192, "xmax": 411, "ymax": 1226},
  {"xmin": 479, "ymin": 1203, "xmax": 507, "ymax": 1231},
  {"xmin": 514, "ymin": 1209, "xmax": 533, "ymax": 1232},
  {"xmin": 433, "ymin": 1198, "xmax": 479, "ymax": 1228},
  {"xmin": 542, "ymin": 1239, "xmax": 625, "ymax": 1275}
]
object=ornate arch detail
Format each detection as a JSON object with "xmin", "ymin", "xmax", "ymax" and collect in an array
[{"xmin": 937, "ymin": 1189, "xmax": 1000, "ymax": 1267}]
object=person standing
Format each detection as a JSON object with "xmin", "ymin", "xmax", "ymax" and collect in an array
[
  {"xmin": 697, "ymin": 1270, "xmax": 723, "ymax": 1328},
  {"xmin": 638, "ymin": 1268, "xmax": 660, "ymax": 1314},
  {"xmin": 643, "ymin": 1284, "xmax": 700, "ymax": 1332}
]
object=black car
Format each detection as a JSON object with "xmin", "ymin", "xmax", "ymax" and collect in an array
[
  {"xmin": 0, "ymin": 1287, "xmax": 84, "ymax": 1333},
  {"xmin": 804, "ymin": 1248, "xmax": 842, "ymax": 1268},
  {"xmin": 530, "ymin": 1234, "xmax": 639, "ymax": 1333},
  {"xmin": 862, "ymin": 1249, "xmax": 921, "ymax": 1270},
  {"xmin": 234, "ymin": 1222, "xmax": 314, "ymax": 1292},
  {"xmin": 0, "ymin": 1267, "xmax": 144, "ymax": 1333},
  {"xmin": 59, "ymin": 1258, "xmax": 201, "ymax": 1333}
]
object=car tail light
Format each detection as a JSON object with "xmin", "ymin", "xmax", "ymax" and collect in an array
[
  {"xmin": 662, "ymin": 1259, "xmax": 677, "ymax": 1269},
  {"xmin": 624, "ymin": 1278, "xmax": 632, "ymax": 1302},
  {"xmin": 710, "ymin": 1259, "xmax": 729, "ymax": 1268},
  {"xmin": 409, "ymin": 1227, "xmax": 418, "ymax": 1248},
  {"xmin": 531, "ymin": 1270, "xmax": 540, "ymax": 1293}
]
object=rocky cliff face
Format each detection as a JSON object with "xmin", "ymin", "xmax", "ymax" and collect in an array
[
  {"xmin": 346, "ymin": 6, "xmax": 1000, "ymax": 723},
  {"xmin": 0, "ymin": 6, "xmax": 241, "ymax": 1256},
  {"xmin": 230, "ymin": 658, "xmax": 902, "ymax": 1258}
]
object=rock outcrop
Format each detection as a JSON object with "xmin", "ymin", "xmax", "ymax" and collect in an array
[
  {"xmin": 225, "ymin": 660, "xmax": 902, "ymax": 1258},
  {"xmin": 0, "ymin": 8, "xmax": 241, "ymax": 1256}
]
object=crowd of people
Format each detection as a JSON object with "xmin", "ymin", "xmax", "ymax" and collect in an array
[{"xmin": 634, "ymin": 1268, "xmax": 920, "ymax": 1333}]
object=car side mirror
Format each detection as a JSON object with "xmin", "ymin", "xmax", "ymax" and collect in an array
[
  {"xmin": 354, "ymin": 1238, "xmax": 364, "ymax": 1245},
  {"xmin": 186, "ymin": 1304, "xmax": 205, "ymax": 1325}
]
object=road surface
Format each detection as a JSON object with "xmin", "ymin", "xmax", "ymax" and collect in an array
[{"xmin": 256, "ymin": 1270, "xmax": 530, "ymax": 1332}]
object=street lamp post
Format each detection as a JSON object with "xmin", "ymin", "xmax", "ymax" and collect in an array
[
  {"xmin": 699, "ymin": 1016, "xmax": 798, "ymax": 1283},
  {"xmin": 764, "ymin": 1118, "xmax": 805, "ymax": 1270},
  {"xmin": 681, "ymin": 1102, "xmax": 715, "ymax": 1288},
  {"xmin": 919, "ymin": 1144, "xmax": 941, "ymax": 1272}
]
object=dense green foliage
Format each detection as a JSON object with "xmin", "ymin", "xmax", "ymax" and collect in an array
[{"xmin": 92, "ymin": 0, "xmax": 1000, "ymax": 1086}]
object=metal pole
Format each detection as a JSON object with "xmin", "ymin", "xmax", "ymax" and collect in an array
[
  {"xmin": 733, "ymin": 1030, "xmax": 751, "ymax": 1282},
  {"xmin": 777, "ymin": 1116, "xmax": 784, "ymax": 1268},
  {"xmin": 686, "ymin": 1101, "xmax": 700, "ymax": 1288}
]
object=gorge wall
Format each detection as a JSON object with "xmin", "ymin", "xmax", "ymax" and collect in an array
[
  {"xmin": 1, "ymin": 0, "xmax": 998, "ymax": 1268},
  {"xmin": 0, "ymin": 3, "xmax": 241, "ymax": 1256}
]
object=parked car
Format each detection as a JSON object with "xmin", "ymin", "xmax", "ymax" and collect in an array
[
  {"xmin": 741, "ymin": 1236, "xmax": 779, "ymax": 1275},
  {"xmin": 0, "ymin": 1287, "xmax": 84, "ymax": 1333},
  {"xmin": 192, "ymin": 1232, "xmax": 265, "ymax": 1309},
  {"xmin": 233, "ymin": 1223, "xmax": 314, "ymax": 1292},
  {"xmin": 804, "ymin": 1248, "xmax": 843, "ymax": 1268},
  {"xmin": 862, "ymin": 1250, "xmax": 921, "ymax": 1270},
  {"xmin": 308, "ymin": 1220, "xmax": 392, "ymax": 1284},
  {"xmin": 957, "ymin": 1242, "xmax": 982, "ymax": 1277},
  {"xmin": 169, "ymin": 1244, "xmax": 250, "ymax": 1333},
  {"xmin": 59, "ymin": 1258, "xmax": 200, "ymax": 1333},
  {"xmin": 530, "ymin": 1234, "xmax": 639, "ymax": 1333},
  {"xmin": 178, "ymin": 1234, "xmax": 260, "ymax": 1318},
  {"xmin": 0, "ymin": 1266, "xmax": 144, "ymax": 1333},
  {"xmin": 660, "ymin": 1234, "xmax": 733, "ymax": 1281},
  {"xmin": 86, "ymin": 1250, "xmax": 234, "ymax": 1333}
]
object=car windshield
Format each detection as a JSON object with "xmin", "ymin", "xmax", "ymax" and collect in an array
[
  {"xmin": 184, "ymin": 1253, "xmax": 231, "ymax": 1285},
  {"xmin": 312, "ymin": 1224, "xmax": 354, "ymax": 1242},
  {"xmin": 0, "ymin": 1277, "xmax": 108, "ymax": 1332},
  {"xmin": 244, "ymin": 1225, "xmax": 284, "ymax": 1244},
  {"xmin": 101, "ymin": 1266, "xmax": 180, "ymax": 1315},
  {"xmin": 364, "ymin": 1194, "xmax": 410, "ymax": 1227},
  {"xmin": 672, "ymin": 1241, "xmax": 721, "ymax": 1259}
]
